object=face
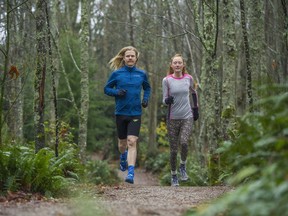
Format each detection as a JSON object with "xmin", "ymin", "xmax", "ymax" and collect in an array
[
  {"xmin": 171, "ymin": 56, "xmax": 184, "ymax": 74},
  {"xmin": 123, "ymin": 50, "xmax": 137, "ymax": 67}
]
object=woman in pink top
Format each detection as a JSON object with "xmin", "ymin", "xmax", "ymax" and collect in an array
[{"xmin": 162, "ymin": 54, "xmax": 199, "ymax": 186}]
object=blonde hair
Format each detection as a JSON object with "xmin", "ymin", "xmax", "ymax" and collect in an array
[
  {"xmin": 109, "ymin": 46, "xmax": 139, "ymax": 70},
  {"xmin": 167, "ymin": 54, "xmax": 188, "ymax": 75}
]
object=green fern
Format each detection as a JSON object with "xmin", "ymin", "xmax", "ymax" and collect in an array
[{"xmin": 0, "ymin": 142, "xmax": 82, "ymax": 197}]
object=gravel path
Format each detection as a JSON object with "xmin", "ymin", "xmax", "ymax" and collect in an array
[
  {"xmin": 0, "ymin": 168, "xmax": 231, "ymax": 216},
  {"xmin": 98, "ymin": 184, "xmax": 230, "ymax": 216}
]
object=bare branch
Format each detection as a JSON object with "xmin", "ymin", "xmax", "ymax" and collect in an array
[
  {"xmin": 139, "ymin": 12, "xmax": 201, "ymax": 41},
  {"xmin": 8, "ymin": 0, "xmax": 29, "ymax": 14},
  {"xmin": 57, "ymin": 98, "xmax": 75, "ymax": 103},
  {"xmin": 66, "ymin": 36, "xmax": 81, "ymax": 73},
  {"xmin": 104, "ymin": 15, "xmax": 198, "ymax": 41},
  {"xmin": 50, "ymin": 32, "xmax": 79, "ymax": 114}
]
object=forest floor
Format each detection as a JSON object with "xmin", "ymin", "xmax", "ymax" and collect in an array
[
  {"xmin": 0, "ymin": 168, "xmax": 231, "ymax": 216},
  {"xmin": 0, "ymin": 161, "xmax": 231, "ymax": 216}
]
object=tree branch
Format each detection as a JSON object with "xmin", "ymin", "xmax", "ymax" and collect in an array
[
  {"xmin": 66, "ymin": 36, "xmax": 81, "ymax": 73},
  {"xmin": 50, "ymin": 32, "xmax": 79, "ymax": 114},
  {"xmin": 8, "ymin": 0, "xmax": 29, "ymax": 14},
  {"xmin": 0, "ymin": 47, "xmax": 7, "ymax": 57}
]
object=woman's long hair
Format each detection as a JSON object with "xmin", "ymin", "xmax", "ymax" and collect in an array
[
  {"xmin": 167, "ymin": 54, "xmax": 189, "ymax": 75},
  {"xmin": 109, "ymin": 46, "xmax": 139, "ymax": 70}
]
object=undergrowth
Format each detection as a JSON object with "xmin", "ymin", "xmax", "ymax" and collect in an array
[
  {"xmin": 186, "ymin": 84, "xmax": 288, "ymax": 215},
  {"xmin": 0, "ymin": 141, "xmax": 119, "ymax": 198},
  {"xmin": 0, "ymin": 142, "xmax": 81, "ymax": 197}
]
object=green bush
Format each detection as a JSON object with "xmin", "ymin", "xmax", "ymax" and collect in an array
[
  {"xmin": 187, "ymin": 84, "xmax": 288, "ymax": 215},
  {"xmin": 84, "ymin": 160, "xmax": 119, "ymax": 185},
  {"xmin": 0, "ymin": 142, "xmax": 82, "ymax": 197},
  {"xmin": 144, "ymin": 151, "xmax": 170, "ymax": 174}
]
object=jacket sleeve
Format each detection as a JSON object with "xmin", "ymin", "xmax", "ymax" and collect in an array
[
  {"xmin": 104, "ymin": 72, "xmax": 118, "ymax": 96},
  {"xmin": 142, "ymin": 72, "xmax": 151, "ymax": 102}
]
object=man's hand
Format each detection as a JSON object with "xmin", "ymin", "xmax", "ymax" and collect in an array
[
  {"xmin": 142, "ymin": 100, "xmax": 148, "ymax": 108},
  {"xmin": 118, "ymin": 89, "xmax": 127, "ymax": 96}
]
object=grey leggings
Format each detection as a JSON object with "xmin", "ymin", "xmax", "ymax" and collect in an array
[{"xmin": 167, "ymin": 118, "xmax": 193, "ymax": 172}]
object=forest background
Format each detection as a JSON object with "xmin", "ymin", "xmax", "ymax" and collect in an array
[{"xmin": 0, "ymin": 0, "xmax": 288, "ymax": 215}]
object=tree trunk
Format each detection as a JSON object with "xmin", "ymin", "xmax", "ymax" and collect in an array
[
  {"xmin": 199, "ymin": 1, "xmax": 220, "ymax": 152},
  {"xmin": 213, "ymin": 0, "xmax": 222, "ymax": 144},
  {"xmin": 0, "ymin": 0, "xmax": 10, "ymax": 145},
  {"xmin": 34, "ymin": 0, "xmax": 47, "ymax": 152},
  {"xmin": 3, "ymin": 1, "xmax": 23, "ymax": 143},
  {"xmin": 128, "ymin": 0, "xmax": 135, "ymax": 46},
  {"xmin": 6, "ymin": 67, "xmax": 23, "ymax": 142},
  {"xmin": 167, "ymin": 2, "xmax": 179, "ymax": 52},
  {"xmin": 240, "ymin": 0, "xmax": 253, "ymax": 111},
  {"xmin": 147, "ymin": 1, "xmax": 163, "ymax": 156},
  {"xmin": 250, "ymin": 1, "xmax": 264, "ymax": 88},
  {"xmin": 79, "ymin": 0, "xmax": 90, "ymax": 162},
  {"xmin": 46, "ymin": 1, "xmax": 59, "ymax": 157},
  {"xmin": 235, "ymin": 46, "xmax": 247, "ymax": 115},
  {"xmin": 280, "ymin": 0, "xmax": 288, "ymax": 82}
]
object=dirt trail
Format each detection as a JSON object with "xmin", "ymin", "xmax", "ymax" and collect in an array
[
  {"xmin": 99, "ymin": 185, "xmax": 229, "ymax": 216},
  {"xmin": 117, "ymin": 167, "xmax": 160, "ymax": 186},
  {"xmin": 0, "ymin": 168, "xmax": 231, "ymax": 216},
  {"xmin": 99, "ymin": 168, "xmax": 230, "ymax": 216}
]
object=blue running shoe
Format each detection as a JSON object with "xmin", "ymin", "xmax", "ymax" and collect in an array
[
  {"xmin": 125, "ymin": 173, "xmax": 134, "ymax": 184},
  {"xmin": 125, "ymin": 165, "xmax": 134, "ymax": 184},
  {"xmin": 120, "ymin": 150, "xmax": 128, "ymax": 171}
]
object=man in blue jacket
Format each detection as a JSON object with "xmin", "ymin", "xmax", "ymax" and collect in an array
[{"xmin": 104, "ymin": 46, "xmax": 151, "ymax": 184}]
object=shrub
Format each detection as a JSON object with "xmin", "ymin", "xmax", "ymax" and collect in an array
[
  {"xmin": 84, "ymin": 160, "xmax": 119, "ymax": 185},
  {"xmin": 0, "ymin": 142, "xmax": 81, "ymax": 197},
  {"xmin": 187, "ymin": 84, "xmax": 288, "ymax": 215}
]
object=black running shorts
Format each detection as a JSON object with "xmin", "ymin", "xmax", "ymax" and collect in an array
[{"xmin": 116, "ymin": 115, "xmax": 141, "ymax": 139}]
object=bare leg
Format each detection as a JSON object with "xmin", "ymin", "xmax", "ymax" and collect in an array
[{"xmin": 127, "ymin": 135, "xmax": 138, "ymax": 166}]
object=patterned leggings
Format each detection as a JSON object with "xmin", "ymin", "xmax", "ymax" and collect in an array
[{"xmin": 167, "ymin": 118, "xmax": 193, "ymax": 172}]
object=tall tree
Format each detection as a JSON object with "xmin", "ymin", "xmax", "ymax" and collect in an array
[
  {"xmin": 147, "ymin": 0, "xmax": 163, "ymax": 156},
  {"xmin": 281, "ymin": 0, "xmax": 288, "ymax": 81},
  {"xmin": 0, "ymin": 0, "xmax": 11, "ymax": 145},
  {"xmin": 240, "ymin": 0, "xmax": 253, "ymax": 110},
  {"xmin": 78, "ymin": 0, "xmax": 90, "ymax": 162},
  {"xmin": 264, "ymin": 0, "xmax": 288, "ymax": 84},
  {"xmin": 198, "ymin": 0, "xmax": 221, "ymax": 152},
  {"xmin": 128, "ymin": 0, "xmax": 135, "ymax": 46},
  {"xmin": 6, "ymin": 1, "xmax": 24, "ymax": 142},
  {"xmin": 46, "ymin": 1, "xmax": 59, "ymax": 156},
  {"xmin": 34, "ymin": 0, "xmax": 47, "ymax": 152}
]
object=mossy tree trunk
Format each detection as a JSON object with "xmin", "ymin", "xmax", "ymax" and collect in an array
[
  {"xmin": 34, "ymin": 0, "xmax": 47, "ymax": 152},
  {"xmin": 45, "ymin": 1, "xmax": 59, "ymax": 156},
  {"xmin": 199, "ymin": 0, "xmax": 221, "ymax": 153},
  {"xmin": 79, "ymin": 0, "xmax": 90, "ymax": 162},
  {"xmin": 240, "ymin": 0, "xmax": 253, "ymax": 111}
]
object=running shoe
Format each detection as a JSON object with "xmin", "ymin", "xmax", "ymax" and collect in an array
[
  {"xmin": 179, "ymin": 163, "xmax": 189, "ymax": 181},
  {"xmin": 125, "ymin": 165, "xmax": 134, "ymax": 184},
  {"xmin": 125, "ymin": 173, "xmax": 134, "ymax": 184},
  {"xmin": 171, "ymin": 174, "xmax": 179, "ymax": 186}
]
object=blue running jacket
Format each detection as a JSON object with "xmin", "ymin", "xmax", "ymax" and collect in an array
[{"xmin": 104, "ymin": 65, "xmax": 151, "ymax": 116}]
